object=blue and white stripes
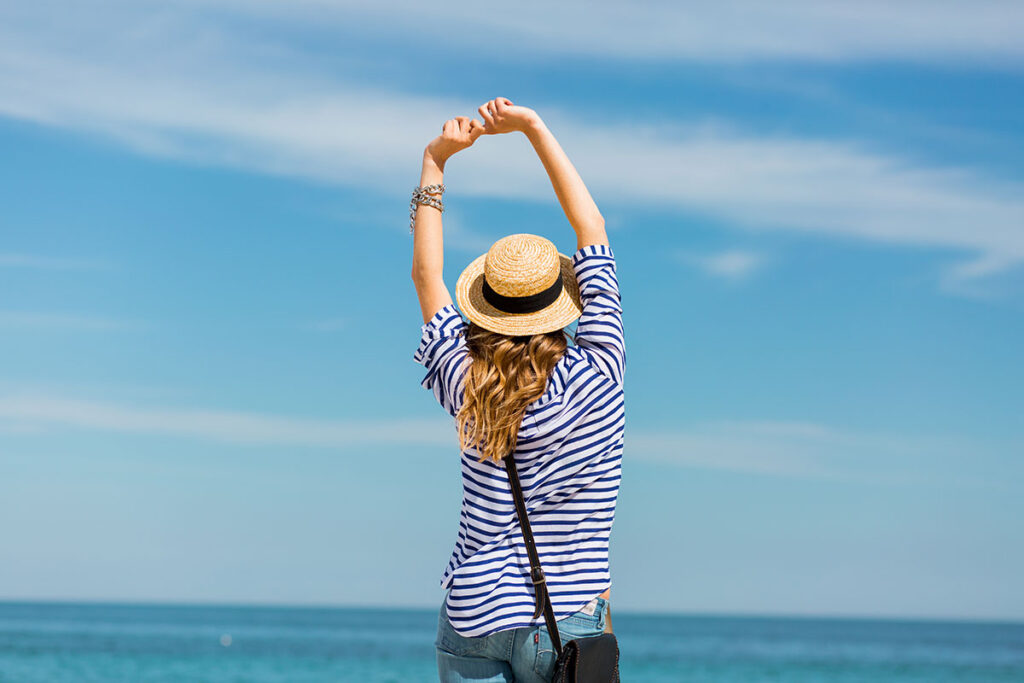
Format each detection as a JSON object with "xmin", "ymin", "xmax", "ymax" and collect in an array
[{"xmin": 413, "ymin": 244, "xmax": 625, "ymax": 638}]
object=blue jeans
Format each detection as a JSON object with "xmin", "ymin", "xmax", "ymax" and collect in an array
[{"xmin": 435, "ymin": 589, "xmax": 609, "ymax": 682}]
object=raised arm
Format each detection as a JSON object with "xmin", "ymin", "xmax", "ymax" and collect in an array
[
  {"xmin": 477, "ymin": 97, "xmax": 608, "ymax": 250},
  {"xmin": 412, "ymin": 116, "xmax": 483, "ymax": 324}
]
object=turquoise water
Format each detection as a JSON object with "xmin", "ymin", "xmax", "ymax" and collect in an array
[{"xmin": 0, "ymin": 602, "xmax": 1021, "ymax": 682}]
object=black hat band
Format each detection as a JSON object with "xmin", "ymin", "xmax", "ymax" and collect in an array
[{"xmin": 481, "ymin": 274, "xmax": 563, "ymax": 314}]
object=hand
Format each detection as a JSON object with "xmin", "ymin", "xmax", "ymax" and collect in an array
[
  {"xmin": 425, "ymin": 116, "xmax": 485, "ymax": 166},
  {"xmin": 477, "ymin": 97, "xmax": 538, "ymax": 135}
]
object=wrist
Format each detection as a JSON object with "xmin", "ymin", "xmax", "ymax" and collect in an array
[
  {"xmin": 423, "ymin": 148, "xmax": 448, "ymax": 170},
  {"xmin": 522, "ymin": 113, "xmax": 546, "ymax": 140}
]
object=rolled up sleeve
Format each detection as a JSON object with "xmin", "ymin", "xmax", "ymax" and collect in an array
[
  {"xmin": 571, "ymin": 244, "xmax": 625, "ymax": 385},
  {"xmin": 413, "ymin": 304, "xmax": 469, "ymax": 417}
]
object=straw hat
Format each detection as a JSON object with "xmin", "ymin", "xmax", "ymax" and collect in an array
[{"xmin": 456, "ymin": 233, "xmax": 582, "ymax": 336}]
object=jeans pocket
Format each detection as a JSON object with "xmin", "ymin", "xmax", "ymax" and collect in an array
[
  {"xmin": 532, "ymin": 625, "xmax": 558, "ymax": 678},
  {"xmin": 532, "ymin": 615, "xmax": 606, "ymax": 677},
  {"xmin": 436, "ymin": 602, "xmax": 487, "ymax": 657},
  {"xmin": 564, "ymin": 601, "xmax": 604, "ymax": 634}
]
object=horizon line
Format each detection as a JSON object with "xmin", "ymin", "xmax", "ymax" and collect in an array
[{"xmin": 1, "ymin": 597, "xmax": 1020, "ymax": 627}]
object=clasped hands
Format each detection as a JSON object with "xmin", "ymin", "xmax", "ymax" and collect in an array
[{"xmin": 425, "ymin": 97, "xmax": 537, "ymax": 167}]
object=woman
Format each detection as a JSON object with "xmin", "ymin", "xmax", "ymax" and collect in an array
[{"xmin": 411, "ymin": 97, "xmax": 624, "ymax": 682}]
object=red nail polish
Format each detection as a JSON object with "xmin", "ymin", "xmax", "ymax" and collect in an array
[{"xmin": 534, "ymin": 632, "xmax": 539, "ymax": 644}]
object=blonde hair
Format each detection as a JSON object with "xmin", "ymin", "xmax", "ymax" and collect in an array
[{"xmin": 457, "ymin": 321, "xmax": 568, "ymax": 463}]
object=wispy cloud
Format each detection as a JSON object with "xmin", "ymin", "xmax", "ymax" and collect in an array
[
  {"xmin": 305, "ymin": 318, "xmax": 346, "ymax": 332},
  {"xmin": 0, "ymin": 420, "xmax": 46, "ymax": 435},
  {"xmin": 1, "ymin": 2, "xmax": 1022, "ymax": 288},
  {"xmin": 0, "ymin": 253, "xmax": 106, "ymax": 270},
  {"xmin": 177, "ymin": 1, "xmax": 1024, "ymax": 64},
  {"xmin": 1, "ymin": 393, "xmax": 1011, "ymax": 485},
  {"xmin": 0, "ymin": 394, "xmax": 456, "ymax": 448},
  {"xmin": 627, "ymin": 419, "xmax": 1010, "ymax": 485},
  {"xmin": 438, "ymin": 214, "xmax": 496, "ymax": 254},
  {"xmin": 0, "ymin": 312, "xmax": 138, "ymax": 330},
  {"xmin": 629, "ymin": 420, "xmax": 837, "ymax": 477},
  {"xmin": 675, "ymin": 249, "xmax": 769, "ymax": 280}
]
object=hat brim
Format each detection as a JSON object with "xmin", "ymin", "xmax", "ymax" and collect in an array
[{"xmin": 456, "ymin": 252, "xmax": 582, "ymax": 336}]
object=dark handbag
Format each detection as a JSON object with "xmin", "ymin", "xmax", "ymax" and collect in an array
[{"xmin": 502, "ymin": 454, "xmax": 621, "ymax": 682}]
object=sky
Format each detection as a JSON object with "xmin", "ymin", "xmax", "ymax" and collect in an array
[{"xmin": 1, "ymin": 1, "xmax": 1022, "ymax": 621}]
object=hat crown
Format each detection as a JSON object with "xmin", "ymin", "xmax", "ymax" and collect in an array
[{"xmin": 483, "ymin": 233, "xmax": 561, "ymax": 297}]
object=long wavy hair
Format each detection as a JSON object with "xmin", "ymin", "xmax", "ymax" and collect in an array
[{"xmin": 456, "ymin": 321, "xmax": 569, "ymax": 464}]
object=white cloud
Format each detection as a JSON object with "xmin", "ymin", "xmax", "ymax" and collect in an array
[
  {"xmin": 0, "ymin": 420, "xmax": 46, "ymax": 435},
  {"xmin": 436, "ymin": 214, "xmax": 496, "ymax": 254},
  {"xmin": 1, "ymin": 393, "xmax": 1010, "ymax": 485},
  {"xmin": 306, "ymin": 318, "xmax": 347, "ymax": 332},
  {"xmin": 178, "ymin": 0, "xmax": 1024, "ymax": 64},
  {"xmin": 0, "ymin": 394, "xmax": 455, "ymax": 448},
  {"xmin": 1, "ymin": 1, "xmax": 1022, "ymax": 287},
  {"xmin": 627, "ymin": 419, "xmax": 1009, "ymax": 485},
  {"xmin": 0, "ymin": 312, "xmax": 138, "ymax": 330},
  {"xmin": 0, "ymin": 253, "xmax": 106, "ymax": 270},
  {"xmin": 676, "ymin": 249, "xmax": 768, "ymax": 280}
]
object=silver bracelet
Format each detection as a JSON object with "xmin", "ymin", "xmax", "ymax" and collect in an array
[
  {"xmin": 410, "ymin": 184, "xmax": 445, "ymax": 233},
  {"xmin": 418, "ymin": 183, "xmax": 445, "ymax": 196}
]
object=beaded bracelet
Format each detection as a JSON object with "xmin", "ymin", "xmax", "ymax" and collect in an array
[{"xmin": 410, "ymin": 184, "xmax": 445, "ymax": 233}]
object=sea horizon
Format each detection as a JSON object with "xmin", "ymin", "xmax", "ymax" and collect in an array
[
  {"xmin": 2, "ymin": 598, "xmax": 1020, "ymax": 627},
  {"xmin": 4, "ymin": 598, "xmax": 1024, "ymax": 682}
]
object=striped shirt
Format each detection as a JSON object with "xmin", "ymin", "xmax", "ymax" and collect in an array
[{"xmin": 413, "ymin": 243, "xmax": 625, "ymax": 638}]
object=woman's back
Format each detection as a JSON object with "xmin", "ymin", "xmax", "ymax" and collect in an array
[
  {"xmin": 411, "ymin": 96, "xmax": 622, "ymax": 680},
  {"xmin": 414, "ymin": 244, "xmax": 625, "ymax": 638}
]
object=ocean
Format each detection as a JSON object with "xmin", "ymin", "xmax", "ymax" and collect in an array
[{"xmin": 0, "ymin": 602, "xmax": 1021, "ymax": 682}]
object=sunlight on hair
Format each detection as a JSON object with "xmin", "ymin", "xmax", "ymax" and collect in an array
[{"xmin": 456, "ymin": 322, "xmax": 569, "ymax": 463}]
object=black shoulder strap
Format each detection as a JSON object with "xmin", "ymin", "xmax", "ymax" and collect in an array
[{"xmin": 502, "ymin": 453, "xmax": 563, "ymax": 655}]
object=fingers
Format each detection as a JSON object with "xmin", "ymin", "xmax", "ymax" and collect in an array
[
  {"xmin": 443, "ymin": 118, "xmax": 470, "ymax": 140},
  {"xmin": 468, "ymin": 119, "xmax": 485, "ymax": 140},
  {"xmin": 479, "ymin": 97, "xmax": 513, "ymax": 130},
  {"xmin": 477, "ymin": 102, "xmax": 496, "ymax": 130},
  {"xmin": 439, "ymin": 114, "xmax": 487, "ymax": 147},
  {"xmin": 452, "ymin": 98, "xmax": 515, "ymax": 139}
]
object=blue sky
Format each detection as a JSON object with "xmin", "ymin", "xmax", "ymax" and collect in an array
[{"xmin": 1, "ymin": 1, "xmax": 1022, "ymax": 621}]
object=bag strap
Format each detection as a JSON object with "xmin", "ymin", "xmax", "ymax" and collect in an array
[{"xmin": 502, "ymin": 453, "xmax": 563, "ymax": 656}]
